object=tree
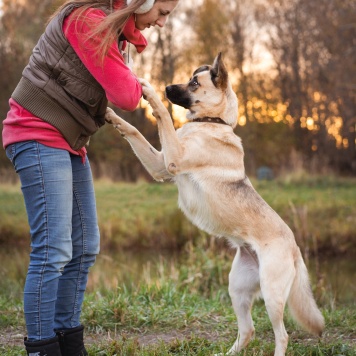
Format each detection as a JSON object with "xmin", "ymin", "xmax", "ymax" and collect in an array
[
  {"xmin": 185, "ymin": 0, "xmax": 230, "ymax": 66},
  {"xmin": 0, "ymin": 0, "xmax": 64, "ymax": 170},
  {"xmin": 1, "ymin": 0, "xmax": 354, "ymax": 178},
  {"xmin": 255, "ymin": 0, "xmax": 356, "ymax": 173}
]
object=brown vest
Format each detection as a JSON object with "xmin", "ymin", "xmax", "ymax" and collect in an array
[{"xmin": 11, "ymin": 4, "xmax": 108, "ymax": 150}]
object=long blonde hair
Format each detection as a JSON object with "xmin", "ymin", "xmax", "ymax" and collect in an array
[{"xmin": 50, "ymin": 0, "xmax": 148, "ymax": 64}]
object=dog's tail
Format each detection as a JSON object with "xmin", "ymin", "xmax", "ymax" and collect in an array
[{"xmin": 287, "ymin": 248, "xmax": 325, "ymax": 336}]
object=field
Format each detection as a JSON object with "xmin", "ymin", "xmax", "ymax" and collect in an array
[
  {"xmin": 1, "ymin": 175, "xmax": 356, "ymax": 254},
  {"xmin": 0, "ymin": 176, "xmax": 355, "ymax": 355}
]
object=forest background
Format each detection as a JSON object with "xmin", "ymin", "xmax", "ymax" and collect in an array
[{"xmin": 0, "ymin": 0, "xmax": 355, "ymax": 182}]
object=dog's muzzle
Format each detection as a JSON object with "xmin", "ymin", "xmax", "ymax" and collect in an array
[{"xmin": 165, "ymin": 85, "xmax": 192, "ymax": 109}]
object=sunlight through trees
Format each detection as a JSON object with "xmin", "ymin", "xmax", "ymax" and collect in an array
[{"xmin": 0, "ymin": 0, "xmax": 355, "ymax": 178}]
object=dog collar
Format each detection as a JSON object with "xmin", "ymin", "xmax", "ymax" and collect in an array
[{"xmin": 192, "ymin": 117, "xmax": 228, "ymax": 125}]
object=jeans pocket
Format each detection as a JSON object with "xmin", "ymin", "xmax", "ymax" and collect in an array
[{"xmin": 5, "ymin": 144, "xmax": 15, "ymax": 164}]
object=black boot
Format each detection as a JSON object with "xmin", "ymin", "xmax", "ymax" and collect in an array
[
  {"xmin": 56, "ymin": 325, "xmax": 88, "ymax": 356},
  {"xmin": 24, "ymin": 336, "xmax": 62, "ymax": 356}
]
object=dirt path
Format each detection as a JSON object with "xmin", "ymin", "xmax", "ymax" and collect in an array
[
  {"xmin": 1, "ymin": 326, "xmax": 221, "ymax": 349},
  {"xmin": 3, "ymin": 326, "xmax": 355, "ymax": 352}
]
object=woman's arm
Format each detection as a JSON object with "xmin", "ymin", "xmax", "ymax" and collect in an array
[{"xmin": 63, "ymin": 8, "xmax": 143, "ymax": 111}]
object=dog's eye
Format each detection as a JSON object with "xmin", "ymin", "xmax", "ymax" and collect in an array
[{"xmin": 189, "ymin": 78, "xmax": 200, "ymax": 89}]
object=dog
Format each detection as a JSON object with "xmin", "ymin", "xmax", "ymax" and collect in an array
[{"xmin": 105, "ymin": 53, "xmax": 324, "ymax": 356}]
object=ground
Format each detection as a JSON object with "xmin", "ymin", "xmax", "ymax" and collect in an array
[{"xmin": 0, "ymin": 326, "xmax": 223, "ymax": 349}]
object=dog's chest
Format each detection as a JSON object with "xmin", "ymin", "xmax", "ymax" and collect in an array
[{"xmin": 175, "ymin": 175, "xmax": 217, "ymax": 234}]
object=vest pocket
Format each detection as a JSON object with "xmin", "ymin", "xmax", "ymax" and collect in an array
[{"xmin": 56, "ymin": 71, "xmax": 104, "ymax": 108}]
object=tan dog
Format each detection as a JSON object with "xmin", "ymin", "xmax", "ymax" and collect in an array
[{"xmin": 105, "ymin": 53, "xmax": 324, "ymax": 356}]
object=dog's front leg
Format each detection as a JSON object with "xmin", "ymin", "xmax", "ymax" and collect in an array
[
  {"xmin": 139, "ymin": 79, "xmax": 184, "ymax": 176},
  {"xmin": 105, "ymin": 108, "xmax": 171, "ymax": 181}
]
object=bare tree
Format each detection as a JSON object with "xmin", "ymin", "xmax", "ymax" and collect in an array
[
  {"xmin": 256, "ymin": 0, "xmax": 356, "ymax": 173},
  {"xmin": 183, "ymin": 0, "xmax": 230, "ymax": 66},
  {"xmin": 0, "ymin": 0, "xmax": 63, "ymax": 167}
]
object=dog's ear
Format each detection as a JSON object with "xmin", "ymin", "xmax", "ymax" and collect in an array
[{"xmin": 211, "ymin": 52, "xmax": 228, "ymax": 90}]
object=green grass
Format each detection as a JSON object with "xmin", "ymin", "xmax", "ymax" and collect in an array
[
  {"xmin": 0, "ymin": 176, "xmax": 355, "ymax": 354},
  {"xmin": 1, "ymin": 278, "xmax": 355, "ymax": 355},
  {"xmin": 1, "ymin": 175, "xmax": 356, "ymax": 253},
  {"xmin": 1, "ymin": 239, "xmax": 355, "ymax": 355}
]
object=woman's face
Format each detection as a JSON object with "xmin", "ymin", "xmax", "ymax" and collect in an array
[{"xmin": 135, "ymin": 1, "xmax": 179, "ymax": 30}]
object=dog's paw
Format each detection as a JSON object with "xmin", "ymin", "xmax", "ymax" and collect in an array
[
  {"xmin": 105, "ymin": 108, "xmax": 131, "ymax": 137},
  {"xmin": 138, "ymin": 78, "xmax": 167, "ymax": 117},
  {"xmin": 104, "ymin": 108, "xmax": 126, "ymax": 135},
  {"xmin": 138, "ymin": 78, "xmax": 154, "ymax": 91},
  {"xmin": 138, "ymin": 78, "xmax": 156, "ymax": 101},
  {"xmin": 105, "ymin": 107, "xmax": 119, "ymax": 125},
  {"xmin": 107, "ymin": 112, "xmax": 138, "ymax": 138}
]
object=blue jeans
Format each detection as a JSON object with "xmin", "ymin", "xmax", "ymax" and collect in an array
[{"xmin": 5, "ymin": 141, "xmax": 100, "ymax": 341}]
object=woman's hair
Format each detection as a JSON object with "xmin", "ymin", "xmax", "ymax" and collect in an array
[{"xmin": 50, "ymin": 0, "xmax": 148, "ymax": 63}]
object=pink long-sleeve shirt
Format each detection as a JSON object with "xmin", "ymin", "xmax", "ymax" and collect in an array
[{"xmin": 2, "ymin": 8, "xmax": 147, "ymax": 158}]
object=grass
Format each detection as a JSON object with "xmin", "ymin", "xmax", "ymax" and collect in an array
[
  {"xmin": 1, "ymin": 237, "xmax": 355, "ymax": 355},
  {"xmin": 1, "ymin": 175, "xmax": 356, "ymax": 254},
  {"xmin": 0, "ymin": 175, "xmax": 355, "ymax": 354},
  {"xmin": 1, "ymin": 272, "xmax": 355, "ymax": 354}
]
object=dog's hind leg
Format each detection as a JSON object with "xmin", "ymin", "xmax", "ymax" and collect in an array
[
  {"xmin": 259, "ymin": 242, "xmax": 296, "ymax": 356},
  {"xmin": 225, "ymin": 245, "xmax": 260, "ymax": 355}
]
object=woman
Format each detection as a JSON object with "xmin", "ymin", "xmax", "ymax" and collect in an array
[{"xmin": 2, "ymin": 0, "xmax": 179, "ymax": 355}]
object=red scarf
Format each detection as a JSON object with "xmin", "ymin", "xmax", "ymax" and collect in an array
[
  {"xmin": 122, "ymin": 14, "xmax": 147, "ymax": 53},
  {"xmin": 113, "ymin": 1, "xmax": 147, "ymax": 53}
]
